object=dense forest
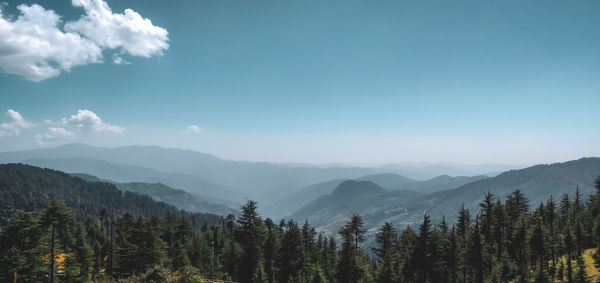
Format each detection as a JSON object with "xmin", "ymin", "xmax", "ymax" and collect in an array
[
  {"xmin": 0, "ymin": 164, "xmax": 224, "ymax": 228},
  {"xmin": 0, "ymin": 166, "xmax": 599, "ymax": 282}
]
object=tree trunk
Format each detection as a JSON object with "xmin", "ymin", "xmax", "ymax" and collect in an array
[{"xmin": 50, "ymin": 224, "xmax": 55, "ymax": 283}]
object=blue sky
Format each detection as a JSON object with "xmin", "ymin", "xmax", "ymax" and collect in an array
[{"xmin": 1, "ymin": 0, "xmax": 599, "ymax": 164}]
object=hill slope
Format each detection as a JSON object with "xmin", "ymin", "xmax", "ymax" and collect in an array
[
  {"xmin": 400, "ymin": 175, "xmax": 488, "ymax": 194},
  {"xmin": 115, "ymin": 182, "xmax": 235, "ymax": 215},
  {"xmin": 292, "ymin": 157, "xmax": 600, "ymax": 238},
  {"xmin": 0, "ymin": 144, "xmax": 504, "ymax": 208},
  {"xmin": 265, "ymin": 173, "xmax": 480, "ymax": 217},
  {"xmin": 0, "ymin": 163, "xmax": 223, "ymax": 229},
  {"xmin": 421, "ymin": 157, "xmax": 600, "ymax": 220},
  {"xmin": 70, "ymin": 172, "xmax": 235, "ymax": 215},
  {"xmin": 21, "ymin": 157, "xmax": 241, "ymax": 209}
]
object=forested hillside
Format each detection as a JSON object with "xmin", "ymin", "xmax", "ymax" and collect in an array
[
  {"xmin": 0, "ymin": 164, "xmax": 223, "ymax": 228},
  {"xmin": 115, "ymin": 182, "xmax": 236, "ymax": 215},
  {"xmin": 22, "ymin": 157, "xmax": 242, "ymax": 207},
  {"xmin": 264, "ymin": 174, "xmax": 483, "ymax": 218},
  {"xmin": 294, "ymin": 158, "xmax": 600, "ymax": 240},
  {"xmin": 68, "ymin": 172, "xmax": 236, "ymax": 215},
  {"xmin": 1, "ymin": 163, "xmax": 599, "ymax": 282}
]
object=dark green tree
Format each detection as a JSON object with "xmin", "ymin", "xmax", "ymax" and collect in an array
[{"xmin": 236, "ymin": 200, "xmax": 264, "ymax": 283}]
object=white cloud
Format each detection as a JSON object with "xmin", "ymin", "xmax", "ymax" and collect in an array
[
  {"xmin": 184, "ymin": 125, "xmax": 202, "ymax": 134},
  {"xmin": 0, "ymin": 109, "xmax": 33, "ymax": 136},
  {"xmin": 112, "ymin": 53, "xmax": 130, "ymax": 65},
  {"xmin": 66, "ymin": 0, "xmax": 169, "ymax": 58},
  {"xmin": 61, "ymin": 109, "xmax": 125, "ymax": 133},
  {"xmin": 34, "ymin": 109, "xmax": 123, "ymax": 144},
  {"xmin": 0, "ymin": 0, "xmax": 168, "ymax": 81},
  {"xmin": 0, "ymin": 4, "xmax": 102, "ymax": 81},
  {"xmin": 34, "ymin": 127, "xmax": 75, "ymax": 145}
]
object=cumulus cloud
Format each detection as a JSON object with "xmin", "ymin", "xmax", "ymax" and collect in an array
[
  {"xmin": 34, "ymin": 109, "xmax": 124, "ymax": 145},
  {"xmin": 0, "ymin": 109, "xmax": 33, "ymax": 136},
  {"xmin": 184, "ymin": 125, "xmax": 202, "ymax": 134},
  {"xmin": 61, "ymin": 109, "xmax": 125, "ymax": 133},
  {"xmin": 0, "ymin": 4, "xmax": 101, "ymax": 81},
  {"xmin": 34, "ymin": 127, "xmax": 75, "ymax": 145},
  {"xmin": 66, "ymin": 0, "xmax": 169, "ymax": 57},
  {"xmin": 0, "ymin": 0, "xmax": 168, "ymax": 81}
]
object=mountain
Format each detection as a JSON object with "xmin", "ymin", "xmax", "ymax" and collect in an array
[
  {"xmin": 263, "ymin": 173, "xmax": 416, "ymax": 217},
  {"xmin": 0, "ymin": 144, "xmax": 394, "ymax": 206},
  {"xmin": 292, "ymin": 157, "xmax": 600, "ymax": 239},
  {"xmin": 356, "ymin": 173, "xmax": 417, "ymax": 189},
  {"xmin": 20, "ymin": 157, "xmax": 241, "ymax": 208},
  {"xmin": 0, "ymin": 163, "xmax": 223, "ymax": 229},
  {"xmin": 262, "ymin": 178, "xmax": 347, "ymax": 217},
  {"xmin": 292, "ymin": 180, "xmax": 390, "ymax": 223},
  {"xmin": 264, "ymin": 173, "xmax": 473, "ymax": 217},
  {"xmin": 421, "ymin": 157, "xmax": 600, "ymax": 220},
  {"xmin": 332, "ymin": 180, "xmax": 387, "ymax": 198},
  {"xmin": 0, "ymin": 144, "xmax": 512, "ymax": 210},
  {"xmin": 69, "ymin": 172, "xmax": 235, "ymax": 215},
  {"xmin": 70, "ymin": 172, "xmax": 103, "ymax": 182},
  {"xmin": 115, "ymin": 182, "xmax": 235, "ymax": 215},
  {"xmin": 291, "ymin": 180, "xmax": 422, "ymax": 237},
  {"xmin": 400, "ymin": 175, "xmax": 488, "ymax": 194},
  {"xmin": 380, "ymin": 162, "xmax": 519, "ymax": 180}
]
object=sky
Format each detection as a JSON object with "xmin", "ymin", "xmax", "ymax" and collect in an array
[{"xmin": 0, "ymin": 0, "xmax": 599, "ymax": 164}]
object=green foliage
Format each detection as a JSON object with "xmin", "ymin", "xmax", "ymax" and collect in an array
[{"xmin": 1, "ymin": 163, "xmax": 600, "ymax": 282}]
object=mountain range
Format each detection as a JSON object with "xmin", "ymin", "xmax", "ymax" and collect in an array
[
  {"xmin": 70, "ymin": 173, "xmax": 236, "ymax": 215},
  {"xmin": 290, "ymin": 157, "xmax": 600, "ymax": 239},
  {"xmin": 0, "ymin": 144, "xmax": 511, "ymax": 216},
  {"xmin": 1, "ymin": 144, "xmax": 598, "ymax": 245},
  {"xmin": 264, "ymin": 173, "xmax": 486, "ymax": 217}
]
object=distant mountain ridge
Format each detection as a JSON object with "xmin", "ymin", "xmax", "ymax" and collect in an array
[
  {"xmin": 0, "ymin": 164, "xmax": 223, "ymax": 229},
  {"xmin": 0, "ymin": 144, "xmax": 394, "ymax": 206},
  {"xmin": 116, "ymin": 182, "xmax": 236, "ymax": 215},
  {"xmin": 69, "ymin": 172, "xmax": 236, "ymax": 215},
  {"xmin": 264, "ymin": 173, "xmax": 486, "ymax": 217},
  {"xmin": 0, "ymin": 144, "xmax": 517, "ymax": 212},
  {"xmin": 332, "ymin": 180, "xmax": 387, "ymax": 198},
  {"xmin": 292, "ymin": 157, "xmax": 600, "ymax": 239},
  {"xmin": 401, "ymin": 175, "xmax": 488, "ymax": 194},
  {"xmin": 291, "ymin": 180, "xmax": 422, "ymax": 237},
  {"xmin": 21, "ymin": 157, "xmax": 241, "ymax": 209}
]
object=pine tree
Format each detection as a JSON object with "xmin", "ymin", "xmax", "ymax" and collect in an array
[
  {"xmin": 0, "ymin": 211, "xmax": 45, "ymax": 282},
  {"xmin": 574, "ymin": 185, "xmax": 582, "ymax": 214},
  {"xmin": 236, "ymin": 200, "xmax": 264, "ymax": 283},
  {"xmin": 575, "ymin": 254, "xmax": 587, "ymax": 283},
  {"xmin": 468, "ymin": 221, "xmax": 484, "ymax": 283},
  {"xmin": 565, "ymin": 225, "xmax": 574, "ymax": 283},
  {"xmin": 479, "ymin": 191, "xmax": 496, "ymax": 244},
  {"xmin": 279, "ymin": 220, "xmax": 302, "ymax": 282},
  {"xmin": 411, "ymin": 213, "xmax": 433, "ymax": 282},
  {"xmin": 373, "ymin": 222, "xmax": 397, "ymax": 283},
  {"xmin": 529, "ymin": 218, "xmax": 545, "ymax": 280},
  {"xmin": 263, "ymin": 218, "xmax": 280, "ymax": 283},
  {"xmin": 507, "ymin": 189, "xmax": 529, "ymax": 222},
  {"xmin": 513, "ymin": 218, "xmax": 529, "ymax": 283},
  {"xmin": 373, "ymin": 222, "xmax": 396, "ymax": 259},
  {"xmin": 41, "ymin": 200, "xmax": 75, "ymax": 283},
  {"xmin": 301, "ymin": 219, "xmax": 317, "ymax": 280},
  {"xmin": 457, "ymin": 204, "xmax": 470, "ymax": 283},
  {"xmin": 546, "ymin": 195, "xmax": 557, "ymax": 275},
  {"xmin": 336, "ymin": 225, "xmax": 364, "ymax": 283},
  {"xmin": 349, "ymin": 214, "xmax": 366, "ymax": 248},
  {"xmin": 397, "ymin": 225, "xmax": 418, "ymax": 282}
]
